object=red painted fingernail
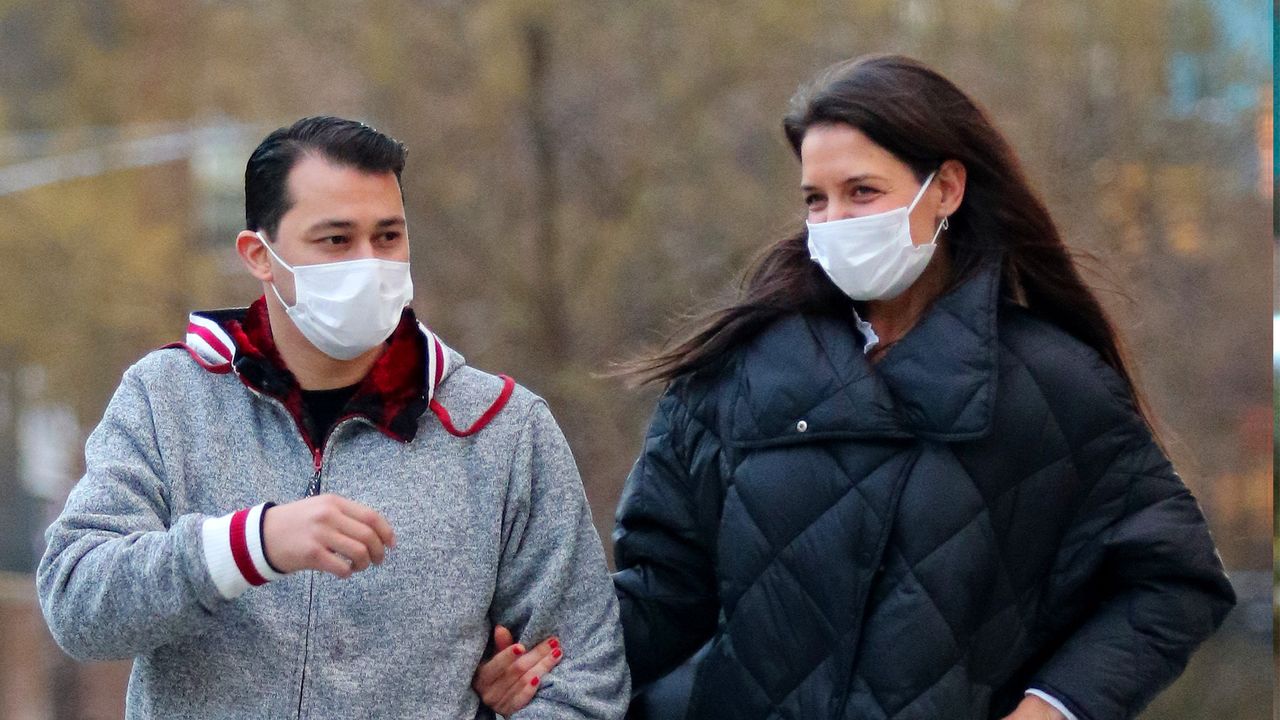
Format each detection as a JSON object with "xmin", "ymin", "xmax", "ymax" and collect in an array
[
  {"xmin": 549, "ymin": 638, "xmax": 560, "ymax": 648},
  {"xmin": 530, "ymin": 677, "xmax": 540, "ymax": 687},
  {"xmin": 512, "ymin": 647, "xmax": 524, "ymax": 656},
  {"xmin": 552, "ymin": 649, "xmax": 562, "ymax": 658}
]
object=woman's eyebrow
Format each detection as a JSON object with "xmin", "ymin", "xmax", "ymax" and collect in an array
[{"xmin": 801, "ymin": 174, "xmax": 885, "ymax": 192}]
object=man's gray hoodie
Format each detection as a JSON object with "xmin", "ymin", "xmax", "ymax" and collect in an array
[{"xmin": 37, "ymin": 301, "xmax": 629, "ymax": 719}]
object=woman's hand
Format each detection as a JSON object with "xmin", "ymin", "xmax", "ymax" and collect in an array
[
  {"xmin": 472, "ymin": 625, "xmax": 563, "ymax": 715},
  {"xmin": 1000, "ymin": 695, "xmax": 1067, "ymax": 720}
]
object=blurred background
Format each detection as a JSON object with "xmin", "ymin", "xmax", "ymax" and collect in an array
[{"xmin": 0, "ymin": 1, "xmax": 1271, "ymax": 718}]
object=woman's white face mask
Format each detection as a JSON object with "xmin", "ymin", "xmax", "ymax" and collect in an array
[
  {"xmin": 806, "ymin": 171, "xmax": 948, "ymax": 301},
  {"xmin": 259, "ymin": 232, "xmax": 413, "ymax": 361}
]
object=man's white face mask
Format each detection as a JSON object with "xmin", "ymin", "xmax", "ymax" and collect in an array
[
  {"xmin": 805, "ymin": 171, "xmax": 948, "ymax": 301},
  {"xmin": 258, "ymin": 232, "xmax": 413, "ymax": 360}
]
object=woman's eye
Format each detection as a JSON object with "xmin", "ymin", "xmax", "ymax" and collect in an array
[
  {"xmin": 381, "ymin": 231, "xmax": 402, "ymax": 243},
  {"xmin": 852, "ymin": 186, "xmax": 879, "ymax": 199},
  {"xmin": 804, "ymin": 194, "xmax": 823, "ymax": 207},
  {"xmin": 323, "ymin": 235, "xmax": 348, "ymax": 245}
]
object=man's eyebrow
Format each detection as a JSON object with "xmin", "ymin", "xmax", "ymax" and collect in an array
[
  {"xmin": 303, "ymin": 217, "xmax": 405, "ymax": 233},
  {"xmin": 305, "ymin": 219, "xmax": 356, "ymax": 233}
]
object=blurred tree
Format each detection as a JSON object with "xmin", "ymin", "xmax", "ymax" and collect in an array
[
  {"xmin": 0, "ymin": 0, "xmax": 1269, "ymax": 715},
  {"xmin": 0, "ymin": 0, "xmax": 1266, "ymax": 565}
]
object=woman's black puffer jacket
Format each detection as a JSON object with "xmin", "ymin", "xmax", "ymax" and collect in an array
[{"xmin": 614, "ymin": 264, "xmax": 1235, "ymax": 720}]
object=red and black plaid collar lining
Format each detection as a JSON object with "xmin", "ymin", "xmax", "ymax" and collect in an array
[
  {"xmin": 225, "ymin": 297, "xmax": 428, "ymax": 448},
  {"xmin": 171, "ymin": 297, "xmax": 517, "ymax": 450}
]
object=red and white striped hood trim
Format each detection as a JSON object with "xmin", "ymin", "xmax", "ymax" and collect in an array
[
  {"xmin": 419, "ymin": 321, "xmax": 453, "ymax": 406},
  {"xmin": 178, "ymin": 312, "xmax": 455, "ymax": 405},
  {"xmin": 182, "ymin": 313, "xmax": 238, "ymax": 374}
]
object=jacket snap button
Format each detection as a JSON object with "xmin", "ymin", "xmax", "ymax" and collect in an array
[{"xmin": 796, "ymin": 420, "xmax": 808, "ymax": 432}]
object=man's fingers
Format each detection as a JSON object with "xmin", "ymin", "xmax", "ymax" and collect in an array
[
  {"xmin": 369, "ymin": 512, "xmax": 396, "ymax": 549},
  {"xmin": 312, "ymin": 547, "xmax": 355, "ymax": 578},
  {"xmin": 322, "ymin": 531, "xmax": 372, "ymax": 572},
  {"xmin": 331, "ymin": 513, "xmax": 386, "ymax": 565},
  {"xmin": 334, "ymin": 497, "xmax": 396, "ymax": 549}
]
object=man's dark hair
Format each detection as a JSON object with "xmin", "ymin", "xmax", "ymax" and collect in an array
[{"xmin": 245, "ymin": 116, "xmax": 407, "ymax": 237}]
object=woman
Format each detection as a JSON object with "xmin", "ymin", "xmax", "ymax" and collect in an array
[{"xmin": 474, "ymin": 54, "xmax": 1234, "ymax": 720}]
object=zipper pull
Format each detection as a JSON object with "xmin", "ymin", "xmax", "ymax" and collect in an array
[{"xmin": 307, "ymin": 453, "xmax": 322, "ymax": 496}]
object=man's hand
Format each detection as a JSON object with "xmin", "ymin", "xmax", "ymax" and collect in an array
[
  {"xmin": 473, "ymin": 625, "xmax": 564, "ymax": 715},
  {"xmin": 261, "ymin": 494, "xmax": 396, "ymax": 577},
  {"xmin": 1001, "ymin": 695, "xmax": 1068, "ymax": 720}
]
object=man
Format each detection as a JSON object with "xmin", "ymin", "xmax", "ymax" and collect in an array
[{"xmin": 37, "ymin": 116, "xmax": 628, "ymax": 719}]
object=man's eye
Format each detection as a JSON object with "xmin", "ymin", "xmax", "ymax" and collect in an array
[
  {"xmin": 804, "ymin": 194, "xmax": 822, "ymax": 207},
  {"xmin": 324, "ymin": 235, "xmax": 348, "ymax": 245},
  {"xmin": 381, "ymin": 231, "xmax": 402, "ymax": 243}
]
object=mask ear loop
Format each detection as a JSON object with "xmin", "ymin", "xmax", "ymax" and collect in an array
[
  {"xmin": 906, "ymin": 171, "xmax": 938, "ymax": 213},
  {"xmin": 927, "ymin": 216, "xmax": 949, "ymax": 246},
  {"xmin": 256, "ymin": 231, "xmax": 297, "ymax": 309},
  {"xmin": 907, "ymin": 171, "xmax": 947, "ymax": 247}
]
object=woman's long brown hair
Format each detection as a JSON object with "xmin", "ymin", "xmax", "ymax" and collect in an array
[{"xmin": 626, "ymin": 54, "xmax": 1152, "ymax": 426}]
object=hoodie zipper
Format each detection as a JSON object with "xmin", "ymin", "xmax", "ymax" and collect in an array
[
  {"xmin": 234, "ymin": 384, "xmax": 321, "ymax": 719},
  {"xmin": 201, "ymin": 319, "xmax": 450, "ymax": 718},
  {"xmin": 295, "ymin": 450, "xmax": 322, "ymax": 719},
  {"xmin": 306, "ymin": 454, "xmax": 323, "ymax": 496},
  {"xmin": 293, "ymin": 417, "xmax": 365, "ymax": 720},
  {"xmin": 235, "ymin": 380, "xmax": 357, "ymax": 720}
]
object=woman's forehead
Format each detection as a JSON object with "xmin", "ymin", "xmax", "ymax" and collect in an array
[{"xmin": 799, "ymin": 124, "xmax": 910, "ymax": 184}]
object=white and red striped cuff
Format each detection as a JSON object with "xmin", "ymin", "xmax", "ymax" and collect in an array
[{"xmin": 201, "ymin": 503, "xmax": 287, "ymax": 599}]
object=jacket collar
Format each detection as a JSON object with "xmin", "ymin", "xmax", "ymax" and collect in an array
[
  {"xmin": 727, "ymin": 262, "xmax": 1001, "ymax": 445},
  {"xmin": 172, "ymin": 297, "xmax": 455, "ymax": 447}
]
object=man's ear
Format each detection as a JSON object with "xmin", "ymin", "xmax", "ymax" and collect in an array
[
  {"xmin": 936, "ymin": 159, "xmax": 967, "ymax": 218},
  {"xmin": 236, "ymin": 230, "xmax": 273, "ymax": 283}
]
